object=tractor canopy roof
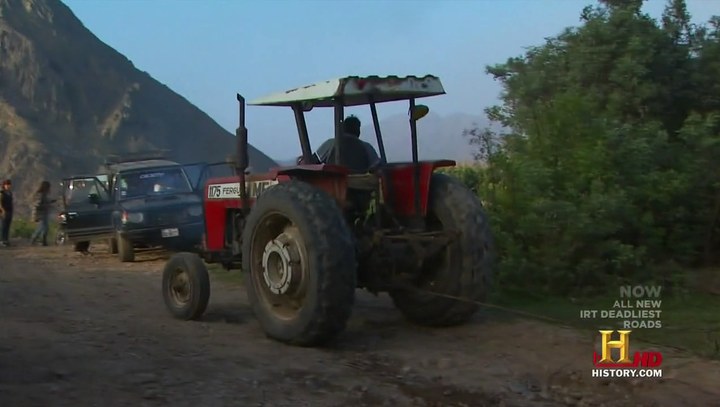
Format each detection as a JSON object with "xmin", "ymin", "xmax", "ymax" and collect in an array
[{"xmin": 248, "ymin": 75, "xmax": 445, "ymax": 108}]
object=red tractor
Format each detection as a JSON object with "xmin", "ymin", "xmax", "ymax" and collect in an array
[{"xmin": 161, "ymin": 75, "xmax": 494, "ymax": 347}]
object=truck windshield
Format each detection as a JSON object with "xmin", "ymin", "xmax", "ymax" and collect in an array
[{"xmin": 117, "ymin": 167, "xmax": 192, "ymax": 199}]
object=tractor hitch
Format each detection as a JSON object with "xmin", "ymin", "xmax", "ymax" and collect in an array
[{"xmin": 357, "ymin": 229, "xmax": 459, "ymax": 291}]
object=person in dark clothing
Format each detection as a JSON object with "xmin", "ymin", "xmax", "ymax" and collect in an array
[
  {"xmin": 0, "ymin": 179, "xmax": 13, "ymax": 246},
  {"xmin": 30, "ymin": 180, "xmax": 56, "ymax": 246},
  {"xmin": 314, "ymin": 115, "xmax": 381, "ymax": 172}
]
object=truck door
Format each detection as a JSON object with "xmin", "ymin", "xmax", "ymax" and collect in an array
[
  {"xmin": 61, "ymin": 176, "xmax": 115, "ymax": 241},
  {"xmin": 182, "ymin": 162, "xmax": 206, "ymax": 192}
]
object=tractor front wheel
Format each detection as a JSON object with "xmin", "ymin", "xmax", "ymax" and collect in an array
[
  {"xmin": 390, "ymin": 172, "xmax": 493, "ymax": 326},
  {"xmin": 242, "ymin": 180, "xmax": 357, "ymax": 347},
  {"xmin": 162, "ymin": 252, "xmax": 211, "ymax": 320}
]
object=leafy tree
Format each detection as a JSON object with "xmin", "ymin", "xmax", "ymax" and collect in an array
[{"xmin": 460, "ymin": 0, "xmax": 720, "ymax": 296}]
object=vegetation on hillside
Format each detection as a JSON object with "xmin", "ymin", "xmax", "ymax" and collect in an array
[{"xmin": 450, "ymin": 0, "xmax": 720, "ymax": 297}]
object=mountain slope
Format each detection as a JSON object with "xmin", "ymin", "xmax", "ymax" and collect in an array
[{"xmin": 0, "ymin": 0, "xmax": 276, "ymax": 216}]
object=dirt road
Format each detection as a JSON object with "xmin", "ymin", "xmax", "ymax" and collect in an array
[{"xmin": 1, "ymin": 241, "xmax": 719, "ymax": 407}]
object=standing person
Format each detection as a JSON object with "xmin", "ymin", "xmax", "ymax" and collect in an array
[
  {"xmin": 30, "ymin": 180, "xmax": 56, "ymax": 246},
  {"xmin": 0, "ymin": 179, "xmax": 13, "ymax": 247}
]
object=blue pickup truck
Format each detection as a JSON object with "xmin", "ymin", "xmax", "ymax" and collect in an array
[{"xmin": 59, "ymin": 156, "xmax": 233, "ymax": 262}]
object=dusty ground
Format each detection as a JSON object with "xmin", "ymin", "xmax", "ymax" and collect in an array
[{"xmin": 1, "ymin": 240, "xmax": 720, "ymax": 407}]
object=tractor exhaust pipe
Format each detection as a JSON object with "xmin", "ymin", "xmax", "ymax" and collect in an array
[
  {"xmin": 409, "ymin": 98, "xmax": 421, "ymax": 221},
  {"xmin": 236, "ymin": 93, "xmax": 249, "ymax": 210}
]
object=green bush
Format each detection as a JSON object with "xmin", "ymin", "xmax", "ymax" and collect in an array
[
  {"xmin": 10, "ymin": 218, "xmax": 36, "ymax": 239},
  {"xmin": 9, "ymin": 217, "xmax": 59, "ymax": 242},
  {"xmin": 448, "ymin": 0, "xmax": 720, "ymax": 297}
]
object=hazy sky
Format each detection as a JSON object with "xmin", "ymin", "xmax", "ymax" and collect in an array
[{"xmin": 61, "ymin": 0, "xmax": 718, "ymax": 159}]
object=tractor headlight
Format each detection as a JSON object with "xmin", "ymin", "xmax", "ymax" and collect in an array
[
  {"xmin": 122, "ymin": 211, "xmax": 144, "ymax": 224},
  {"xmin": 187, "ymin": 205, "xmax": 203, "ymax": 217}
]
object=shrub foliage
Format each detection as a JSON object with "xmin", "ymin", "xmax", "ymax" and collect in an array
[{"xmin": 449, "ymin": 0, "xmax": 720, "ymax": 296}]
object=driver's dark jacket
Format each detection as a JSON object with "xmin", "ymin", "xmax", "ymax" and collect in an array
[{"xmin": 315, "ymin": 134, "xmax": 380, "ymax": 166}]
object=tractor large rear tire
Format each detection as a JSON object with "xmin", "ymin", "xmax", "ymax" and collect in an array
[
  {"xmin": 390, "ymin": 172, "xmax": 493, "ymax": 326},
  {"xmin": 242, "ymin": 180, "xmax": 357, "ymax": 347}
]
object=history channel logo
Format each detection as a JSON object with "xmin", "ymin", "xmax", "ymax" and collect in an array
[{"xmin": 592, "ymin": 330, "xmax": 663, "ymax": 378}]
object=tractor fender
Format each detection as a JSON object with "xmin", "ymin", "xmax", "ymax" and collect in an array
[{"xmin": 274, "ymin": 164, "xmax": 350, "ymax": 206}]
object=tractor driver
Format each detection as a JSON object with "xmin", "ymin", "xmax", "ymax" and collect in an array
[{"xmin": 314, "ymin": 115, "xmax": 380, "ymax": 172}]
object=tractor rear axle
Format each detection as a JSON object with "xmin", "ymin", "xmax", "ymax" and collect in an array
[{"xmin": 357, "ymin": 229, "xmax": 458, "ymax": 292}]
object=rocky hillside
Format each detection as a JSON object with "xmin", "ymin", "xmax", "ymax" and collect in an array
[{"xmin": 0, "ymin": 0, "xmax": 276, "ymax": 216}]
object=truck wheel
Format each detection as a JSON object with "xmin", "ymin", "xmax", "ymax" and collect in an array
[
  {"xmin": 242, "ymin": 180, "xmax": 357, "ymax": 347},
  {"xmin": 117, "ymin": 233, "xmax": 135, "ymax": 262},
  {"xmin": 55, "ymin": 231, "xmax": 67, "ymax": 246},
  {"xmin": 162, "ymin": 252, "xmax": 210, "ymax": 320},
  {"xmin": 390, "ymin": 172, "xmax": 493, "ymax": 326},
  {"xmin": 108, "ymin": 238, "xmax": 118, "ymax": 254},
  {"xmin": 73, "ymin": 241, "xmax": 90, "ymax": 252}
]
